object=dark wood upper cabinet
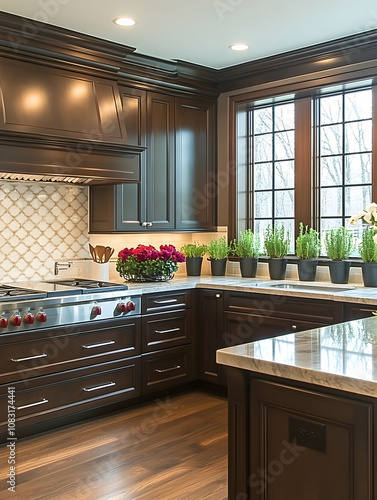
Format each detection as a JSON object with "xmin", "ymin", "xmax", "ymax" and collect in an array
[
  {"xmin": 90, "ymin": 92, "xmax": 217, "ymax": 233},
  {"xmin": 144, "ymin": 92, "xmax": 175, "ymax": 230},
  {"xmin": 175, "ymin": 98, "xmax": 216, "ymax": 231},
  {"xmin": 119, "ymin": 86, "xmax": 147, "ymax": 146}
]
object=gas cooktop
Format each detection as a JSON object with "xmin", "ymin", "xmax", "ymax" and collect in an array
[
  {"xmin": 2, "ymin": 279, "xmax": 128, "ymax": 300},
  {"xmin": 0, "ymin": 285, "xmax": 46, "ymax": 302}
]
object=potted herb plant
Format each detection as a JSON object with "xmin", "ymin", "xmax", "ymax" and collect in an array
[
  {"xmin": 295, "ymin": 222, "xmax": 320, "ymax": 281},
  {"xmin": 264, "ymin": 224, "xmax": 290, "ymax": 280},
  {"xmin": 207, "ymin": 236, "xmax": 230, "ymax": 276},
  {"xmin": 359, "ymin": 227, "xmax": 377, "ymax": 287},
  {"xmin": 231, "ymin": 229, "xmax": 261, "ymax": 278},
  {"xmin": 180, "ymin": 242, "xmax": 207, "ymax": 276},
  {"xmin": 324, "ymin": 227, "xmax": 355, "ymax": 284}
]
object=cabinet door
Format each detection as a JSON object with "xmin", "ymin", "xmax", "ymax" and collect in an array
[
  {"xmin": 175, "ymin": 98, "xmax": 216, "ymax": 231},
  {"xmin": 198, "ymin": 289, "xmax": 225, "ymax": 385},
  {"xmin": 249, "ymin": 380, "xmax": 373, "ymax": 500},
  {"xmin": 89, "ymin": 86, "xmax": 147, "ymax": 233},
  {"xmin": 115, "ymin": 87, "xmax": 147, "ymax": 231},
  {"xmin": 145, "ymin": 92, "xmax": 175, "ymax": 229}
]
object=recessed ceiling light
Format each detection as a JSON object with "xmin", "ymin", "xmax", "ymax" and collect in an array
[
  {"xmin": 113, "ymin": 18, "xmax": 136, "ymax": 27},
  {"xmin": 229, "ymin": 43, "xmax": 249, "ymax": 51}
]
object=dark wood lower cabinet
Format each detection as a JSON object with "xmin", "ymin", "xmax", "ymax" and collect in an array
[
  {"xmin": 0, "ymin": 357, "xmax": 141, "ymax": 442},
  {"xmin": 198, "ymin": 289, "xmax": 226, "ymax": 385},
  {"xmin": 141, "ymin": 345, "xmax": 194, "ymax": 393},
  {"xmin": 223, "ymin": 311, "xmax": 326, "ymax": 344},
  {"xmin": 343, "ymin": 302, "xmax": 377, "ymax": 320},
  {"xmin": 227, "ymin": 369, "xmax": 376, "ymax": 500}
]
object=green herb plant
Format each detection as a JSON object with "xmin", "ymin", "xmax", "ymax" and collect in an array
[
  {"xmin": 359, "ymin": 227, "xmax": 377, "ymax": 263},
  {"xmin": 324, "ymin": 227, "xmax": 355, "ymax": 261},
  {"xmin": 264, "ymin": 224, "xmax": 290, "ymax": 258},
  {"xmin": 230, "ymin": 229, "xmax": 262, "ymax": 258},
  {"xmin": 180, "ymin": 242, "xmax": 207, "ymax": 258},
  {"xmin": 207, "ymin": 236, "xmax": 230, "ymax": 260},
  {"xmin": 295, "ymin": 222, "xmax": 320, "ymax": 260}
]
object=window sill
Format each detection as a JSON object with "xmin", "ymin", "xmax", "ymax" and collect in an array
[{"xmin": 228, "ymin": 256, "xmax": 363, "ymax": 268}]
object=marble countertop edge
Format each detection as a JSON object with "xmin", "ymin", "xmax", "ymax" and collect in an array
[
  {"xmin": 122, "ymin": 276, "xmax": 377, "ymax": 304},
  {"xmin": 216, "ymin": 349, "xmax": 377, "ymax": 398}
]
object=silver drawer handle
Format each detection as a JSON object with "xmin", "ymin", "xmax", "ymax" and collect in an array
[
  {"xmin": 154, "ymin": 299, "xmax": 178, "ymax": 304},
  {"xmin": 11, "ymin": 353, "xmax": 48, "ymax": 362},
  {"xmin": 16, "ymin": 399, "xmax": 49, "ymax": 410},
  {"xmin": 291, "ymin": 325, "xmax": 297, "ymax": 330},
  {"xmin": 83, "ymin": 341, "xmax": 116, "ymax": 349},
  {"xmin": 155, "ymin": 365, "xmax": 181, "ymax": 373},
  {"xmin": 155, "ymin": 327, "xmax": 181, "ymax": 335},
  {"xmin": 83, "ymin": 382, "xmax": 116, "ymax": 392}
]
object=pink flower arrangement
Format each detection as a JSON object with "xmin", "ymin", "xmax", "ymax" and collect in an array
[{"xmin": 116, "ymin": 244, "xmax": 185, "ymax": 281}]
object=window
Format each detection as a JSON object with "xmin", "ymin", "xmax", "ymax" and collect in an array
[
  {"xmin": 316, "ymin": 87, "xmax": 372, "ymax": 250},
  {"xmin": 237, "ymin": 99, "xmax": 295, "ymax": 250},
  {"xmin": 235, "ymin": 81, "xmax": 375, "ymax": 257}
]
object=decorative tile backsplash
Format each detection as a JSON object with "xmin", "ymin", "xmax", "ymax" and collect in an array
[{"xmin": 0, "ymin": 182, "xmax": 89, "ymax": 282}]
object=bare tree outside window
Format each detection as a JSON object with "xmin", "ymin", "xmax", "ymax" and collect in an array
[
  {"xmin": 317, "ymin": 87, "xmax": 372, "ymax": 255},
  {"xmin": 238, "ymin": 100, "xmax": 295, "ymax": 252}
]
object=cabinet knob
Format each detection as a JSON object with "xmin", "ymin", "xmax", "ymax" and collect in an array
[
  {"xmin": 141, "ymin": 222, "xmax": 148, "ymax": 227},
  {"xmin": 23, "ymin": 313, "xmax": 35, "ymax": 325},
  {"xmin": 0, "ymin": 317, "xmax": 8, "ymax": 328},
  {"xmin": 92, "ymin": 306, "xmax": 102, "ymax": 316},
  {"xmin": 292, "ymin": 325, "xmax": 297, "ymax": 330},
  {"xmin": 216, "ymin": 293, "xmax": 221, "ymax": 298},
  {"xmin": 10, "ymin": 314, "xmax": 22, "ymax": 327},
  {"xmin": 36, "ymin": 312, "xmax": 47, "ymax": 323}
]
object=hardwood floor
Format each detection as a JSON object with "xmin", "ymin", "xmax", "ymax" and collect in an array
[{"xmin": 0, "ymin": 391, "xmax": 228, "ymax": 500}]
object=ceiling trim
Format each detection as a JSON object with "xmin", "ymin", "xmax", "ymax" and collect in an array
[{"xmin": 1, "ymin": 11, "xmax": 377, "ymax": 98}]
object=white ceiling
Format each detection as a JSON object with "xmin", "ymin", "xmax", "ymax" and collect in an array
[{"xmin": 0, "ymin": 0, "xmax": 377, "ymax": 69}]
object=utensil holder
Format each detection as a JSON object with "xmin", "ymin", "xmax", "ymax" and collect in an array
[{"xmin": 91, "ymin": 262, "xmax": 109, "ymax": 281}]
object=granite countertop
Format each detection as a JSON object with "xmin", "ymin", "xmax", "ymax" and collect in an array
[
  {"xmin": 121, "ymin": 275, "xmax": 377, "ymax": 305},
  {"xmin": 217, "ymin": 316, "xmax": 377, "ymax": 398}
]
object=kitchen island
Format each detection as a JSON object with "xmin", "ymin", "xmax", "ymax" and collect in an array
[{"xmin": 217, "ymin": 316, "xmax": 377, "ymax": 500}]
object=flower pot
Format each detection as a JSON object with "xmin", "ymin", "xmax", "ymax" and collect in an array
[
  {"xmin": 328, "ymin": 261, "xmax": 351, "ymax": 284},
  {"xmin": 239, "ymin": 257, "xmax": 258, "ymax": 278},
  {"xmin": 268, "ymin": 258, "xmax": 287, "ymax": 280},
  {"xmin": 209, "ymin": 258, "xmax": 227, "ymax": 276},
  {"xmin": 185, "ymin": 256, "xmax": 203, "ymax": 276},
  {"xmin": 297, "ymin": 259, "xmax": 318, "ymax": 281},
  {"xmin": 362, "ymin": 262, "xmax": 377, "ymax": 287}
]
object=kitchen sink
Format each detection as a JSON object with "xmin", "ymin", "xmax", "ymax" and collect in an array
[{"xmin": 260, "ymin": 283, "xmax": 356, "ymax": 293}]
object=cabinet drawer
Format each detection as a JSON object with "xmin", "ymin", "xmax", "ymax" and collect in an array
[
  {"xmin": 141, "ymin": 346, "xmax": 194, "ymax": 393},
  {"xmin": 343, "ymin": 303, "xmax": 377, "ymax": 320},
  {"xmin": 0, "ymin": 319, "xmax": 141, "ymax": 383},
  {"xmin": 224, "ymin": 312, "xmax": 326, "ymax": 344},
  {"xmin": 142, "ymin": 311, "xmax": 192, "ymax": 352},
  {"xmin": 224, "ymin": 291, "xmax": 339, "ymax": 324},
  {"xmin": 0, "ymin": 357, "xmax": 141, "ymax": 438},
  {"xmin": 142, "ymin": 291, "xmax": 192, "ymax": 314}
]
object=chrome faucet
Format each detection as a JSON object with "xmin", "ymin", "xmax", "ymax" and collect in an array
[{"xmin": 54, "ymin": 261, "xmax": 73, "ymax": 275}]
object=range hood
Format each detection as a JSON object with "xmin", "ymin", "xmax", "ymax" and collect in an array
[{"xmin": 0, "ymin": 58, "xmax": 146, "ymax": 185}]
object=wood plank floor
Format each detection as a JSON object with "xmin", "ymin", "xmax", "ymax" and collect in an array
[{"xmin": 0, "ymin": 391, "xmax": 228, "ymax": 500}]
